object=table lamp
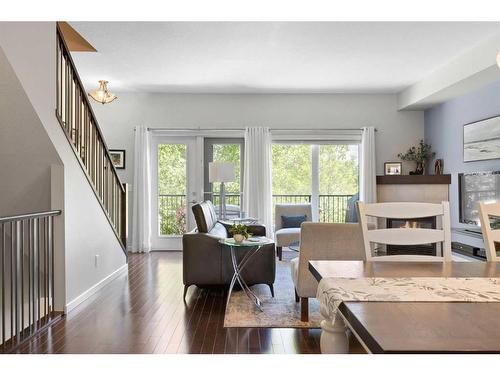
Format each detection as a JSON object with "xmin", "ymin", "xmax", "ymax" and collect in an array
[{"xmin": 208, "ymin": 162, "xmax": 235, "ymax": 220}]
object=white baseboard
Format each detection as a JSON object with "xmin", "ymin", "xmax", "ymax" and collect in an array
[{"xmin": 65, "ymin": 263, "xmax": 128, "ymax": 313}]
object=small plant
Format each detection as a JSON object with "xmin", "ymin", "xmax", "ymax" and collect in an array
[
  {"xmin": 229, "ymin": 224, "xmax": 251, "ymax": 239},
  {"xmin": 398, "ymin": 139, "xmax": 436, "ymax": 175}
]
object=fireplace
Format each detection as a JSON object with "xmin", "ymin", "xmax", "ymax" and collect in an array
[{"xmin": 386, "ymin": 217, "xmax": 437, "ymax": 256}]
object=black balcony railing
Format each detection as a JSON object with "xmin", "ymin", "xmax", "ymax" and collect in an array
[{"xmin": 158, "ymin": 193, "xmax": 355, "ymax": 235}]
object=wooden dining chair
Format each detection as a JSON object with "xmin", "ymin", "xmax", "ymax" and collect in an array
[
  {"xmin": 357, "ymin": 201, "xmax": 452, "ymax": 262},
  {"xmin": 478, "ymin": 202, "xmax": 500, "ymax": 262}
]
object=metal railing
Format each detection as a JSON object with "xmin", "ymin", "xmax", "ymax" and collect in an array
[
  {"xmin": 0, "ymin": 210, "xmax": 61, "ymax": 352},
  {"xmin": 55, "ymin": 25, "xmax": 127, "ymax": 251},
  {"xmin": 273, "ymin": 194, "xmax": 354, "ymax": 223},
  {"xmin": 159, "ymin": 195, "xmax": 186, "ymax": 236},
  {"xmin": 158, "ymin": 193, "xmax": 354, "ymax": 234}
]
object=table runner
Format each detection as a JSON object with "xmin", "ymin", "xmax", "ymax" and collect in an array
[{"xmin": 317, "ymin": 277, "xmax": 500, "ymax": 323}]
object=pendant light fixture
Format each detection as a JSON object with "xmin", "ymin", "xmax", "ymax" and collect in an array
[{"xmin": 88, "ymin": 80, "xmax": 117, "ymax": 105}]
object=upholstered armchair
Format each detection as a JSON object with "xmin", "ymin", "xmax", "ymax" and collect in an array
[
  {"xmin": 274, "ymin": 203, "xmax": 312, "ymax": 260},
  {"xmin": 291, "ymin": 222, "xmax": 366, "ymax": 321}
]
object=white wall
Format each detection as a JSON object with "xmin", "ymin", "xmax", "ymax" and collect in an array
[
  {"xmin": 0, "ymin": 22, "xmax": 126, "ymax": 310},
  {"xmin": 91, "ymin": 92, "xmax": 424, "ymax": 185}
]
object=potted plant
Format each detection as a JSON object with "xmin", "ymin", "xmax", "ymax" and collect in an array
[
  {"xmin": 229, "ymin": 223, "xmax": 251, "ymax": 243},
  {"xmin": 398, "ymin": 140, "xmax": 436, "ymax": 175}
]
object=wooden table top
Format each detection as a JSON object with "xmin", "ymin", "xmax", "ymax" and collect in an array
[{"xmin": 309, "ymin": 260, "xmax": 500, "ymax": 354}]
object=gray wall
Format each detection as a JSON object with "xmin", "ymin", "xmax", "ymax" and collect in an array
[
  {"xmin": 0, "ymin": 46, "xmax": 62, "ymax": 216},
  {"xmin": 425, "ymin": 79, "xmax": 500, "ymax": 235},
  {"xmin": 91, "ymin": 92, "xmax": 425, "ymax": 184},
  {"xmin": 1, "ymin": 22, "xmax": 126, "ymax": 310}
]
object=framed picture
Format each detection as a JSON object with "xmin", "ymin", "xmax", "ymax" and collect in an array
[
  {"xmin": 109, "ymin": 149, "xmax": 126, "ymax": 169},
  {"xmin": 464, "ymin": 115, "xmax": 500, "ymax": 162},
  {"xmin": 384, "ymin": 162, "xmax": 402, "ymax": 175}
]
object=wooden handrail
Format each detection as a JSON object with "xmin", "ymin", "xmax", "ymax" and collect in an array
[
  {"xmin": 55, "ymin": 24, "xmax": 124, "ymax": 192},
  {"xmin": 55, "ymin": 24, "xmax": 128, "ymax": 253}
]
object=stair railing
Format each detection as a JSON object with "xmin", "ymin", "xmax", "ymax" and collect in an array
[
  {"xmin": 55, "ymin": 24, "xmax": 128, "ymax": 251},
  {"xmin": 0, "ymin": 210, "xmax": 61, "ymax": 352}
]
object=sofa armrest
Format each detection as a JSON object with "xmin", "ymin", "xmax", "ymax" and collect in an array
[{"xmin": 182, "ymin": 232, "xmax": 224, "ymax": 285}]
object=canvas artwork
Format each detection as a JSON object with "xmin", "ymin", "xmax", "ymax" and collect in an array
[{"xmin": 464, "ymin": 115, "xmax": 500, "ymax": 162}]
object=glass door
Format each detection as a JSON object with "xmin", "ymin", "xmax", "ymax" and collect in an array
[
  {"xmin": 151, "ymin": 136, "xmax": 200, "ymax": 250},
  {"xmin": 203, "ymin": 138, "xmax": 244, "ymax": 219}
]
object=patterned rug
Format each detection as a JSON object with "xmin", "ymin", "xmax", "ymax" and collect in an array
[{"xmin": 224, "ymin": 250, "xmax": 322, "ymax": 328}]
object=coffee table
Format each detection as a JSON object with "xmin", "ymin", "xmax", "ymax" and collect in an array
[{"xmin": 219, "ymin": 237, "xmax": 272, "ymax": 311}]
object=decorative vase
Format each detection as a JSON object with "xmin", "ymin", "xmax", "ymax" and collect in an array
[
  {"xmin": 233, "ymin": 234, "xmax": 245, "ymax": 243},
  {"xmin": 415, "ymin": 162, "xmax": 424, "ymax": 175}
]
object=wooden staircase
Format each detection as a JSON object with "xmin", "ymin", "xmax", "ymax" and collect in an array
[{"xmin": 55, "ymin": 24, "xmax": 128, "ymax": 253}]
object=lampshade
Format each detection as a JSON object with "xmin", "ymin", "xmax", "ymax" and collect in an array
[
  {"xmin": 88, "ymin": 80, "xmax": 117, "ymax": 105},
  {"xmin": 209, "ymin": 162, "xmax": 235, "ymax": 183},
  {"xmin": 497, "ymin": 50, "xmax": 500, "ymax": 69}
]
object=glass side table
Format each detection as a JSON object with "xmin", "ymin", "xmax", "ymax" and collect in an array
[{"xmin": 219, "ymin": 237, "xmax": 272, "ymax": 311}]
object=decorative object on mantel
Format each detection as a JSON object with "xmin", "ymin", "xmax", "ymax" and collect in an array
[
  {"xmin": 434, "ymin": 159, "xmax": 443, "ymax": 175},
  {"xmin": 384, "ymin": 162, "xmax": 402, "ymax": 175},
  {"xmin": 398, "ymin": 140, "xmax": 435, "ymax": 175},
  {"xmin": 376, "ymin": 174, "xmax": 451, "ymax": 185},
  {"xmin": 463, "ymin": 115, "xmax": 500, "ymax": 162},
  {"xmin": 109, "ymin": 149, "xmax": 125, "ymax": 169},
  {"xmin": 88, "ymin": 80, "xmax": 117, "ymax": 105},
  {"xmin": 228, "ymin": 223, "xmax": 251, "ymax": 243}
]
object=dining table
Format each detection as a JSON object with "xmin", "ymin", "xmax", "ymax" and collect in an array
[{"xmin": 309, "ymin": 260, "xmax": 500, "ymax": 354}]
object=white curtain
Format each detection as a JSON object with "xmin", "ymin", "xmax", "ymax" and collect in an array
[
  {"xmin": 131, "ymin": 126, "xmax": 152, "ymax": 253},
  {"xmin": 360, "ymin": 126, "xmax": 377, "ymax": 203},
  {"xmin": 243, "ymin": 127, "xmax": 273, "ymax": 235}
]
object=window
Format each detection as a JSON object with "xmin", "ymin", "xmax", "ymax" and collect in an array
[
  {"xmin": 157, "ymin": 143, "xmax": 187, "ymax": 235},
  {"xmin": 203, "ymin": 138, "xmax": 244, "ymax": 216},
  {"xmin": 272, "ymin": 143, "xmax": 359, "ymax": 223}
]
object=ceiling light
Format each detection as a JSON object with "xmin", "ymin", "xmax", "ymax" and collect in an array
[{"xmin": 88, "ymin": 80, "xmax": 117, "ymax": 105}]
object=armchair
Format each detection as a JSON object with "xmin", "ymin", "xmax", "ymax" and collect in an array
[{"xmin": 274, "ymin": 203, "xmax": 312, "ymax": 260}]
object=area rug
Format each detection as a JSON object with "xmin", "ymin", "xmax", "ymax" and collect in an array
[{"xmin": 224, "ymin": 250, "xmax": 322, "ymax": 328}]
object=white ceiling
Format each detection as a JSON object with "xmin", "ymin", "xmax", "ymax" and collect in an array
[{"xmin": 70, "ymin": 22, "xmax": 500, "ymax": 94}]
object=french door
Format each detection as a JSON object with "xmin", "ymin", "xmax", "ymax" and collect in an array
[{"xmin": 151, "ymin": 136, "xmax": 201, "ymax": 250}]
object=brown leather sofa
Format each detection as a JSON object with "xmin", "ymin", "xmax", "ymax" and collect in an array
[{"xmin": 182, "ymin": 201, "xmax": 276, "ymax": 300}]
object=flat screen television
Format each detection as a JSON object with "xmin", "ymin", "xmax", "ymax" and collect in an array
[{"xmin": 459, "ymin": 171, "xmax": 500, "ymax": 226}]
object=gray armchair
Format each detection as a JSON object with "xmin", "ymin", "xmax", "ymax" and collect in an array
[{"xmin": 182, "ymin": 201, "xmax": 276, "ymax": 300}]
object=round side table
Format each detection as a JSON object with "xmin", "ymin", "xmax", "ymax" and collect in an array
[{"xmin": 219, "ymin": 237, "xmax": 272, "ymax": 311}]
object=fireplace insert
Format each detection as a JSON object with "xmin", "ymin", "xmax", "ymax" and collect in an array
[{"xmin": 386, "ymin": 216, "xmax": 437, "ymax": 256}]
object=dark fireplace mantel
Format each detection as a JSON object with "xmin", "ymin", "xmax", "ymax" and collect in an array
[{"xmin": 376, "ymin": 174, "xmax": 451, "ymax": 185}]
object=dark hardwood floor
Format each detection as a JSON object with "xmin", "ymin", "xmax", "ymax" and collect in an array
[{"xmin": 13, "ymin": 252, "xmax": 322, "ymax": 354}]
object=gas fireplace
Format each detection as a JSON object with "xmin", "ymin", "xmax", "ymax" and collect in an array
[{"xmin": 386, "ymin": 217, "xmax": 437, "ymax": 256}]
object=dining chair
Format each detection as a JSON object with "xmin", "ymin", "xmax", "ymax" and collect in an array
[
  {"xmin": 478, "ymin": 202, "xmax": 500, "ymax": 262},
  {"xmin": 357, "ymin": 201, "xmax": 452, "ymax": 262}
]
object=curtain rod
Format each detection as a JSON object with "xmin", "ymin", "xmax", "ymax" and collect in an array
[{"xmin": 137, "ymin": 127, "xmax": 377, "ymax": 132}]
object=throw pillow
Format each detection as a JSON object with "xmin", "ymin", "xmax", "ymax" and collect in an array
[{"xmin": 281, "ymin": 214, "xmax": 307, "ymax": 229}]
